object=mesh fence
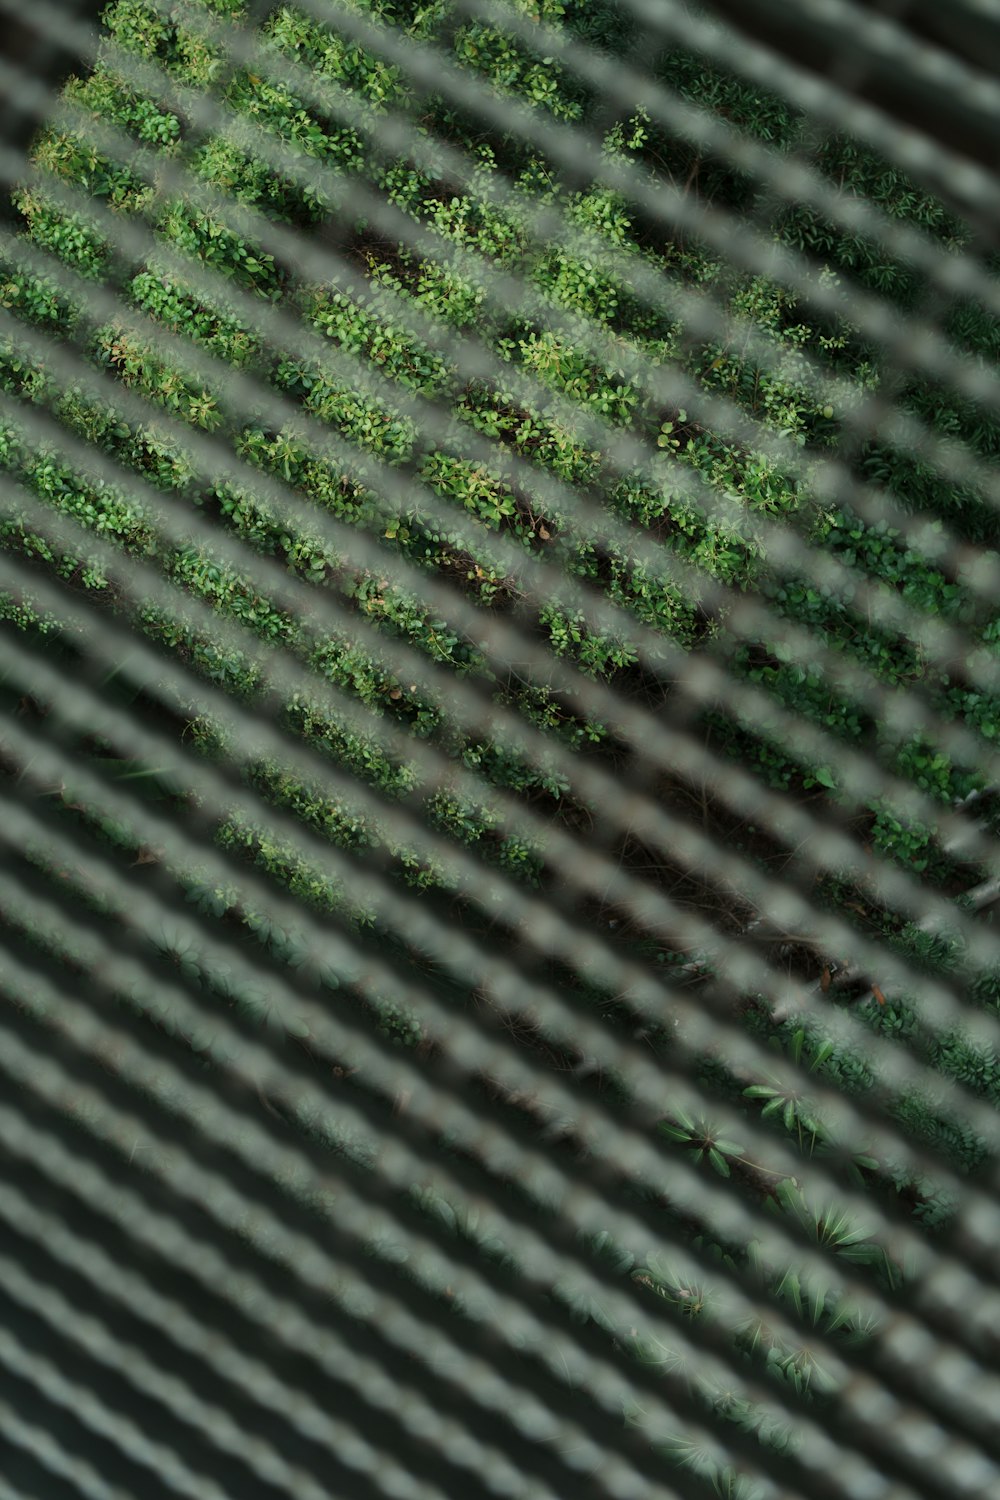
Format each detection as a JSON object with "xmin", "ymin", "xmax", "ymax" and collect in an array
[{"xmin": 2, "ymin": 1, "xmax": 1000, "ymax": 1496}]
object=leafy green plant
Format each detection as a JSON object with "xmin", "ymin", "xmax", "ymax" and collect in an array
[
  {"xmin": 768, "ymin": 1179, "xmax": 899, "ymax": 1286},
  {"xmin": 659, "ymin": 1108, "xmax": 747, "ymax": 1179}
]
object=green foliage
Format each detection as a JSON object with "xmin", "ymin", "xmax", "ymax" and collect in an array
[
  {"xmin": 276, "ymin": 355, "xmax": 417, "ymax": 461},
  {"xmin": 102, "ymin": 0, "xmax": 245, "ymax": 87},
  {"xmin": 305, "ymin": 283, "xmax": 454, "ymax": 396},
  {"xmin": 92, "ymin": 321, "xmax": 226, "ymax": 432},
  {"xmin": 11, "ymin": 188, "xmax": 111, "ymax": 280},
  {"xmin": 656, "ymin": 49, "xmax": 801, "ymax": 150},
  {"xmin": 264, "ymin": 6, "xmax": 409, "ymax": 110},
  {"xmin": 30, "ymin": 124, "xmax": 154, "ymax": 215},
  {"xmin": 128, "ymin": 267, "xmax": 263, "ymax": 368},
  {"xmin": 867, "ymin": 800, "xmax": 938, "ymax": 876},
  {"xmin": 769, "ymin": 1179, "xmax": 897, "ymax": 1282},
  {"xmin": 220, "ymin": 67, "xmax": 366, "ymax": 189},
  {"xmin": 540, "ymin": 598, "xmax": 639, "ymax": 678},
  {"xmin": 889, "ymin": 1087, "xmax": 988, "ymax": 1175},
  {"xmin": 453, "ymin": 20, "xmax": 582, "ymax": 122},
  {"xmin": 64, "ymin": 63, "xmax": 182, "ymax": 148},
  {"xmin": 372, "ymin": 993, "xmax": 426, "ymax": 1047},
  {"xmin": 154, "ymin": 199, "xmax": 285, "ymax": 298},
  {"xmin": 0, "ymin": 259, "xmax": 79, "ymax": 329},
  {"xmin": 775, "ymin": 135, "xmax": 967, "ymax": 305},
  {"xmin": 659, "ymin": 1107, "xmax": 747, "ymax": 1179}
]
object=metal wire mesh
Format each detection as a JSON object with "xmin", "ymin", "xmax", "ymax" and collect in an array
[{"xmin": 2, "ymin": 1, "xmax": 1000, "ymax": 1496}]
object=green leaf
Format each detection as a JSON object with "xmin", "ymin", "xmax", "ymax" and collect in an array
[
  {"xmin": 713, "ymin": 1139, "xmax": 746, "ymax": 1157},
  {"xmin": 660, "ymin": 1107, "xmax": 697, "ymax": 1140},
  {"xmin": 811, "ymin": 1039, "xmax": 834, "ymax": 1070},
  {"xmin": 85, "ymin": 756, "xmax": 182, "ymax": 799}
]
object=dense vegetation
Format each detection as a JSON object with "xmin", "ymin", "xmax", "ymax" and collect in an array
[{"xmin": 3, "ymin": 0, "xmax": 1000, "ymax": 1492}]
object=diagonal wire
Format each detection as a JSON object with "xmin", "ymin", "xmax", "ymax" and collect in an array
[
  {"xmin": 0, "ymin": 846, "xmax": 995, "ymax": 1488},
  {"xmin": 0, "ymin": 784, "xmax": 983, "ymax": 1359},
  {"xmin": 0, "ymin": 1171, "xmax": 692, "ymax": 1500},
  {"xmin": 615, "ymin": 0, "xmax": 1000, "ymax": 226},
  {"xmin": 730, "ymin": 0, "xmax": 1000, "ymax": 124},
  {"xmin": 10, "ymin": 555, "xmax": 1000, "ymax": 1247},
  {"xmin": 8, "ymin": 136, "xmax": 995, "ymax": 747},
  {"xmin": 0, "ymin": 1398, "xmax": 130, "ymax": 1500},
  {"xmin": 5, "ymin": 0, "xmax": 1000, "ymax": 1452},
  {"xmin": 5, "ymin": 35, "xmax": 1000, "ymax": 852},
  {"xmin": 0, "ymin": 1323, "xmax": 234, "ymax": 1500},
  {"xmin": 0, "ymin": 0, "xmax": 995, "ymax": 1338},
  {"xmin": 5, "ymin": 295, "xmax": 1000, "ymax": 1104},
  {"xmin": 0, "ymin": 940, "xmax": 990, "ymax": 1500},
  {"xmin": 4, "ymin": 359, "xmax": 1000, "ymax": 1031},
  {"xmin": 29, "ymin": 11, "xmax": 1000, "ymax": 599},
  {"xmin": 10, "ymin": 133, "xmax": 1000, "ymax": 803},
  {"xmin": 4, "ymin": 777, "xmax": 1000, "ymax": 1477},
  {"xmin": 0, "ymin": 1247, "xmax": 548, "ymax": 1500},
  {"xmin": 6, "ymin": 162, "xmax": 1000, "ymax": 893},
  {"xmin": 1, "ymin": 894, "xmax": 995, "ymax": 1494},
  {"xmin": 199, "ymin": 0, "xmax": 1000, "ymax": 429},
  {"xmin": 8, "ymin": 541, "xmax": 1000, "ymax": 1311},
  {"xmin": 21, "ymin": 0, "xmax": 1000, "ymax": 516},
  {"xmin": 7, "ymin": 313, "xmax": 1000, "ymax": 1302},
  {"xmin": 457, "ymin": 0, "xmax": 1000, "ymax": 317},
  {"xmin": 0, "ymin": 1028, "xmax": 796, "ymax": 1500},
  {"xmin": 2, "ymin": 383, "xmax": 999, "ymax": 1087},
  {"xmin": 10, "ymin": 2, "xmax": 1000, "ymax": 629},
  {"xmin": 1, "ymin": 20, "xmax": 1000, "ymax": 1500},
  {"xmin": 7, "ymin": 267, "xmax": 1000, "ymax": 1003},
  {"xmin": 5, "ymin": 23, "xmax": 1000, "ymax": 852}
]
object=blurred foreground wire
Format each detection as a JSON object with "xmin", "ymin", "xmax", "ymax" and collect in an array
[{"xmin": 4, "ymin": 2, "xmax": 1000, "ymax": 1497}]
